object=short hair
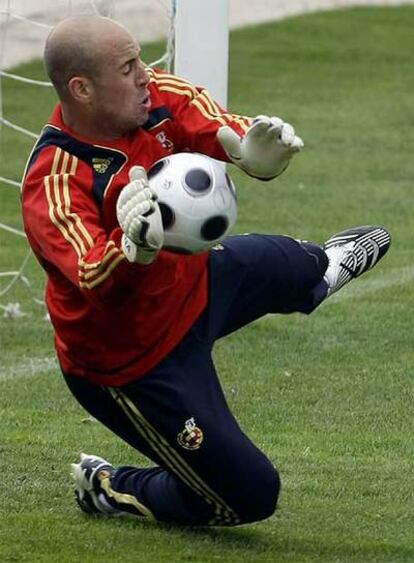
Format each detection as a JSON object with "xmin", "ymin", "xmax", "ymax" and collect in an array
[{"xmin": 44, "ymin": 28, "xmax": 101, "ymax": 101}]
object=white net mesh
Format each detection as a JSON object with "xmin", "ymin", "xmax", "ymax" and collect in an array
[{"xmin": 0, "ymin": 0, "xmax": 174, "ymax": 316}]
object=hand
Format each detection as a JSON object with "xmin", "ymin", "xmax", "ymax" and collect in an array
[
  {"xmin": 116, "ymin": 166, "xmax": 164, "ymax": 264},
  {"xmin": 217, "ymin": 115, "xmax": 304, "ymax": 180}
]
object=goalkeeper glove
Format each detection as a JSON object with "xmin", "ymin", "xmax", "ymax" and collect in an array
[
  {"xmin": 217, "ymin": 115, "xmax": 304, "ymax": 180},
  {"xmin": 116, "ymin": 166, "xmax": 164, "ymax": 265}
]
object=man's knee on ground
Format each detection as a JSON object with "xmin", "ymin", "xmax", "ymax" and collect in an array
[{"xmin": 234, "ymin": 463, "xmax": 281, "ymax": 524}]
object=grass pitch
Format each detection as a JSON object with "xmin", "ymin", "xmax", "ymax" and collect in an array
[{"xmin": 1, "ymin": 7, "xmax": 413, "ymax": 563}]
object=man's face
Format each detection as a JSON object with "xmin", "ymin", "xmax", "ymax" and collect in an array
[{"xmin": 89, "ymin": 31, "xmax": 151, "ymax": 137}]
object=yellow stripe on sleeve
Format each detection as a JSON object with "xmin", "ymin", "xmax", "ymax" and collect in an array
[
  {"xmin": 44, "ymin": 148, "xmax": 95, "ymax": 259},
  {"xmin": 155, "ymin": 76, "xmax": 251, "ymax": 131},
  {"xmin": 44, "ymin": 174, "xmax": 82, "ymax": 259},
  {"xmin": 79, "ymin": 253, "xmax": 126, "ymax": 289}
]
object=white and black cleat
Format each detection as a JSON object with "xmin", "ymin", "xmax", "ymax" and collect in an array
[
  {"xmin": 71, "ymin": 453, "xmax": 121, "ymax": 516},
  {"xmin": 323, "ymin": 226, "xmax": 391, "ymax": 295}
]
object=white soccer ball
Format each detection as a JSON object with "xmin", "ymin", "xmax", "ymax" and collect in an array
[{"xmin": 148, "ymin": 152, "xmax": 237, "ymax": 254}]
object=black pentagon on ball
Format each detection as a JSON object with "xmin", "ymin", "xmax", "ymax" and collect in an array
[
  {"xmin": 158, "ymin": 202, "xmax": 175, "ymax": 230},
  {"xmin": 148, "ymin": 159, "xmax": 167, "ymax": 179},
  {"xmin": 200, "ymin": 215, "xmax": 229, "ymax": 241},
  {"xmin": 184, "ymin": 168, "xmax": 211, "ymax": 192}
]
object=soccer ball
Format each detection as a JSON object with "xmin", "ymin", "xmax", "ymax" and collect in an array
[{"xmin": 148, "ymin": 152, "xmax": 237, "ymax": 254}]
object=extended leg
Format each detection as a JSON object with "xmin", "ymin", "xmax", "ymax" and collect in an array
[{"xmin": 202, "ymin": 226, "xmax": 390, "ymax": 340}]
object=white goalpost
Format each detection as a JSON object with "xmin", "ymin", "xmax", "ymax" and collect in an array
[{"xmin": 174, "ymin": 0, "xmax": 229, "ymax": 107}]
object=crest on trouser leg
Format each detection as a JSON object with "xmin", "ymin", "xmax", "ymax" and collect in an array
[{"xmin": 177, "ymin": 417, "xmax": 204, "ymax": 450}]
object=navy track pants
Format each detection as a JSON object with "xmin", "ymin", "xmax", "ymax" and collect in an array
[{"xmin": 64, "ymin": 234, "xmax": 328, "ymax": 526}]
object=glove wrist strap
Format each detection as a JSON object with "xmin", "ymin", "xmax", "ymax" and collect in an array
[{"xmin": 121, "ymin": 234, "xmax": 158, "ymax": 265}]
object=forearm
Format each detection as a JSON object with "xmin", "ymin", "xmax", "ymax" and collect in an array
[{"xmin": 76, "ymin": 227, "xmax": 149, "ymax": 309}]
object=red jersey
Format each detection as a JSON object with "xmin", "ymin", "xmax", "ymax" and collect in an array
[{"xmin": 21, "ymin": 68, "xmax": 251, "ymax": 386}]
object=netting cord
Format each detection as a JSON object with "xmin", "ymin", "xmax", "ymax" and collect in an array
[
  {"xmin": 150, "ymin": 0, "xmax": 176, "ymax": 71},
  {"xmin": 0, "ymin": 175, "xmax": 20, "ymax": 187},
  {"xmin": 0, "ymin": 222, "xmax": 25, "ymax": 237},
  {"xmin": 0, "ymin": 116, "xmax": 38, "ymax": 138},
  {"xmin": 0, "ymin": 70, "xmax": 52, "ymax": 87},
  {"xmin": 0, "ymin": 248, "xmax": 44, "ymax": 306},
  {"xmin": 0, "ymin": 11, "xmax": 52, "ymax": 29}
]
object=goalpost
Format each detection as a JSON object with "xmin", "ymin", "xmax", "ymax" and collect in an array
[
  {"xmin": 0, "ymin": 0, "xmax": 229, "ymax": 314},
  {"xmin": 174, "ymin": 0, "xmax": 229, "ymax": 107}
]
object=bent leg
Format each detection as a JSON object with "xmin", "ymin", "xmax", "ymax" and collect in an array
[{"xmin": 64, "ymin": 331, "xmax": 280, "ymax": 526}]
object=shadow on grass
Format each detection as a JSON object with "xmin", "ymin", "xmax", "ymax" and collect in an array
[{"xmin": 97, "ymin": 515, "xmax": 414, "ymax": 562}]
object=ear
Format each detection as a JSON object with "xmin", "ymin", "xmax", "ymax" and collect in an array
[{"xmin": 67, "ymin": 76, "xmax": 93, "ymax": 104}]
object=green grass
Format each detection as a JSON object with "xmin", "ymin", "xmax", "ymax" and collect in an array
[{"xmin": 1, "ymin": 6, "xmax": 414, "ymax": 562}]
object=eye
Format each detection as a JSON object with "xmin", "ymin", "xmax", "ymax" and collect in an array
[{"xmin": 123, "ymin": 62, "xmax": 133, "ymax": 75}]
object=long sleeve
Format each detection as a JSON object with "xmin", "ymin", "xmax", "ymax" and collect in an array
[
  {"xmin": 148, "ymin": 68, "xmax": 252, "ymax": 160},
  {"xmin": 22, "ymin": 145, "xmax": 143, "ymax": 309}
]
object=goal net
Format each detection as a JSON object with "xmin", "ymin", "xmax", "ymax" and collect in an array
[{"xmin": 0, "ymin": 0, "xmax": 176, "ymax": 318}]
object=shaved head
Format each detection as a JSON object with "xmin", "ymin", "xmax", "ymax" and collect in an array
[
  {"xmin": 44, "ymin": 16, "xmax": 132, "ymax": 101},
  {"xmin": 44, "ymin": 15, "xmax": 151, "ymax": 139}
]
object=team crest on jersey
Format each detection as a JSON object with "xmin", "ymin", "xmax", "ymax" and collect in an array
[
  {"xmin": 177, "ymin": 417, "xmax": 204, "ymax": 450},
  {"xmin": 156, "ymin": 131, "xmax": 174, "ymax": 151},
  {"xmin": 92, "ymin": 157, "xmax": 113, "ymax": 174}
]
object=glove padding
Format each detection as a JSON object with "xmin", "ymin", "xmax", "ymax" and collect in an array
[
  {"xmin": 116, "ymin": 166, "xmax": 164, "ymax": 265},
  {"xmin": 217, "ymin": 115, "xmax": 304, "ymax": 180}
]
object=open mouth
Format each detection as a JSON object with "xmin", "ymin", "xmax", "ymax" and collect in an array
[{"xmin": 140, "ymin": 95, "xmax": 151, "ymax": 110}]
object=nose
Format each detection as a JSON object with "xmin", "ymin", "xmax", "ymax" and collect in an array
[{"xmin": 136, "ymin": 61, "xmax": 150, "ymax": 87}]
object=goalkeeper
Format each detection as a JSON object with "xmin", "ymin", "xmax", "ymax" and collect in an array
[{"xmin": 21, "ymin": 15, "xmax": 391, "ymax": 526}]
